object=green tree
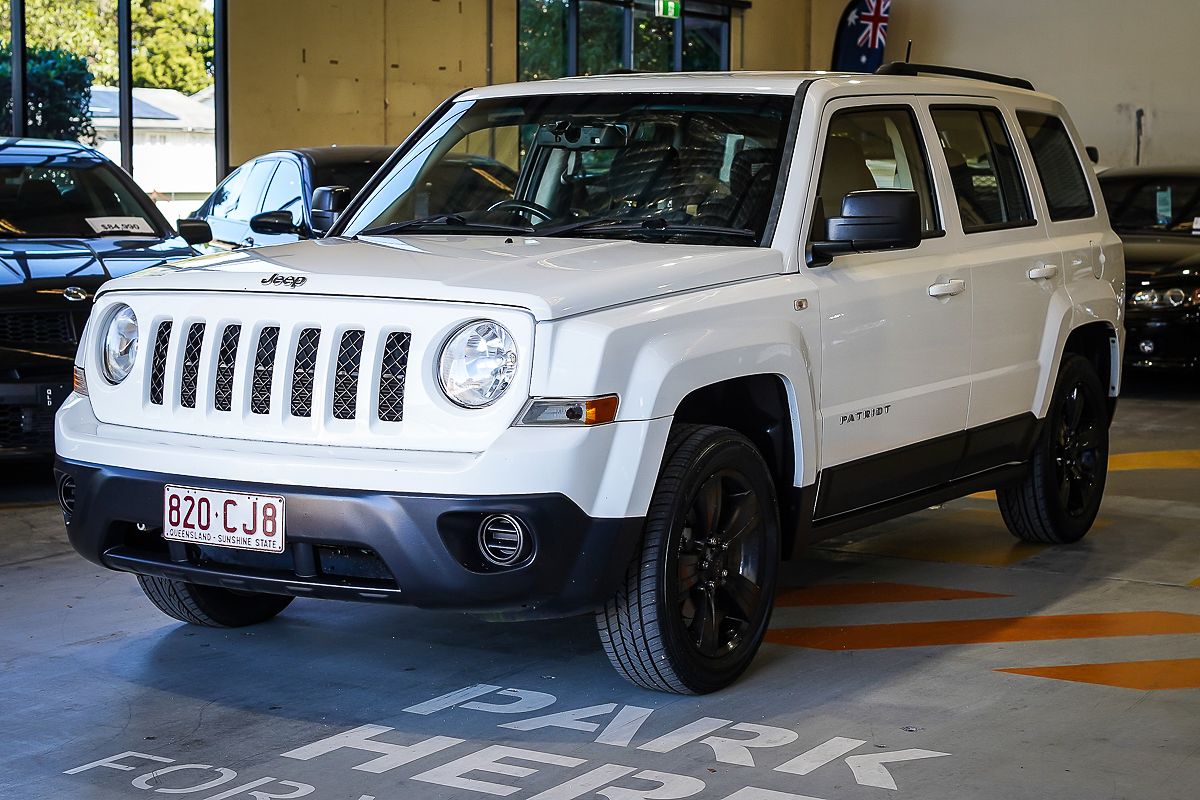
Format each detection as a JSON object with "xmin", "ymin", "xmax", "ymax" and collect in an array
[
  {"xmin": 0, "ymin": 0, "xmax": 212, "ymax": 93},
  {"xmin": 0, "ymin": 46, "xmax": 95, "ymax": 140}
]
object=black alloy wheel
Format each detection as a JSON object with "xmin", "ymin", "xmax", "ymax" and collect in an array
[
  {"xmin": 999, "ymin": 354, "xmax": 1109, "ymax": 544},
  {"xmin": 598, "ymin": 424, "xmax": 780, "ymax": 694}
]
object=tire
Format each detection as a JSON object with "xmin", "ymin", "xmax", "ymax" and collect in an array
[
  {"xmin": 136, "ymin": 574, "xmax": 293, "ymax": 627},
  {"xmin": 998, "ymin": 354, "xmax": 1109, "ymax": 544},
  {"xmin": 597, "ymin": 424, "xmax": 781, "ymax": 694}
]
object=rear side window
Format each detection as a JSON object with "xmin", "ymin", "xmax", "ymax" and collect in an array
[
  {"xmin": 931, "ymin": 107, "xmax": 1033, "ymax": 232},
  {"xmin": 1017, "ymin": 111, "xmax": 1095, "ymax": 221}
]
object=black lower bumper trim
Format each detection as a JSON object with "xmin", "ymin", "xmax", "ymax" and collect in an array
[{"xmin": 56, "ymin": 458, "xmax": 645, "ymax": 618}]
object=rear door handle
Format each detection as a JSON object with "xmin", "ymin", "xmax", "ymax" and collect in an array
[
  {"xmin": 1028, "ymin": 264, "xmax": 1059, "ymax": 280},
  {"xmin": 928, "ymin": 279, "xmax": 966, "ymax": 298}
]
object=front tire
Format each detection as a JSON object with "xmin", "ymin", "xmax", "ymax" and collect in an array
[
  {"xmin": 998, "ymin": 354, "xmax": 1109, "ymax": 544},
  {"xmin": 137, "ymin": 575, "xmax": 293, "ymax": 627},
  {"xmin": 597, "ymin": 424, "xmax": 780, "ymax": 694}
]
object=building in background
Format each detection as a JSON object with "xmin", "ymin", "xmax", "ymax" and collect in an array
[{"xmin": 89, "ymin": 86, "xmax": 216, "ymax": 222}]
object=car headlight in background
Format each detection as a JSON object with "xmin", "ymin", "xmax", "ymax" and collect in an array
[
  {"xmin": 437, "ymin": 320, "xmax": 518, "ymax": 407},
  {"xmin": 100, "ymin": 304, "xmax": 139, "ymax": 384},
  {"xmin": 1130, "ymin": 287, "xmax": 1200, "ymax": 308}
]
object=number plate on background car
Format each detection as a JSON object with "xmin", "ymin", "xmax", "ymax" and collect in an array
[{"xmin": 163, "ymin": 485, "xmax": 286, "ymax": 553}]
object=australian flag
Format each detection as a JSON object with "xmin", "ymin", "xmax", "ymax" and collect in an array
[{"xmin": 831, "ymin": 0, "xmax": 890, "ymax": 72}]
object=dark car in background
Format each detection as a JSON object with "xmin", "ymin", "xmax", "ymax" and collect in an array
[
  {"xmin": 1100, "ymin": 167, "xmax": 1200, "ymax": 370},
  {"xmin": 1, "ymin": 139, "xmax": 208, "ymax": 457},
  {"xmin": 190, "ymin": 146, "xmax": 394, "ymax": 250}
]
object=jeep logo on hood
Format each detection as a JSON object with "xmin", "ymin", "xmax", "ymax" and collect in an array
[{"xmin": 261, "ymin": 273, "xmax": 308, "ymax": 288}]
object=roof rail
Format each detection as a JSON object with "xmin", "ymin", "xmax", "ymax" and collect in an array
[{"xmin": 875, "ymin": 62, "xmax": 1036, "ymax": 92}]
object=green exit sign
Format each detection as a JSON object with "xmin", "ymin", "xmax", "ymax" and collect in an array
[{"xmin": 655, "ymin": 0, "xmax": 681, "ymax": 19}]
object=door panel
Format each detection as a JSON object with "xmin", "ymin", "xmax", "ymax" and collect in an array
[{"xmin": 809, "ymin": 99, "xmax": 971, "ymax": 516}]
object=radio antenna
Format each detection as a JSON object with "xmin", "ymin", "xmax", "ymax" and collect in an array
[{"xmin": 905, "ymin": 40, "xmax": 914, "ymax": 63}]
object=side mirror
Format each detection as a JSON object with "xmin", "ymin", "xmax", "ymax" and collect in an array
[
  {"xmin": 311, "ymin": 185, "xmax": 351, "ymax": 234},
  {"xmin": 250, "ymin": 210, "xmax": 301, "ymax": 236},
  {"xmin": 1085, "ymin": 145, "xmax": 1100, "ymax": 165},
  {"xmin": 810, "ymin": 190, "xmax": 922, "ymax": 266},
  {"xmin": 176, "ymin": 218, "xmax": 212, "ymax": 246}
]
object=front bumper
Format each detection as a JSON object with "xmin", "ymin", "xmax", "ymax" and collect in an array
[
  {"xmin": 1124, "ymin": 311, "xmax": 1200, "ymax": 370},
  {"xmin": 1, "ymin": 379, "xmax": 71, "ymax": 456},
  {"xmin": 55, "ymin": 458, "xmax": 645, "ymax": 617}
]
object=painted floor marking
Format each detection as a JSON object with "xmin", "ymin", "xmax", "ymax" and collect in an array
[
  {"xmin": 1189, "ymin": 576, "xmax": 1200, "ymax": 588},
  {"xmin": 765, "ymin": 611, "xmax": 1200, "ymax": 650},
  {"xmin": 997, "ymin": 657, "xmax": 1200, "ymax": 690},
  {"xmin": 774, "ymin": 582, "xmax": 1008, "ymax": 606}
]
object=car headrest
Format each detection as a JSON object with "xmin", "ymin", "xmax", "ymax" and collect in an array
[{"xmin": 819, "ymin": 137, "xmax": 878, "ymax": 219}]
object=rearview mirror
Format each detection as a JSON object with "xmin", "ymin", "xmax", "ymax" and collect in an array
[
  {"xmin": 176, "ymin": 218, "xmax": 212, "ymax": 246},
  {"xmin": 311, "ymin": 185, "xmax": 351, "ymax": 234},
  {"xmin": 250, "ymin": 210, "xmax": 301, "ymax": 236},
  {"xmin": 810, "ymin": 190, "xmax": 922, "ymax": 266}
]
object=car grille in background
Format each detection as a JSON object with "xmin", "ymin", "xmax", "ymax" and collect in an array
[
  {"xmin": 289, "ymin": 328, "xmax": 321, "ymax": 417},
  {"xmin": 0, "ymin": 310, "xmax": 76, "ymax": 345},
  {"xmin": 332, "ymin": 330, "xmax": 366, "ymax": 420},
  {"xmin": 0, "ymin": 403, "xmax": 55, "ymax": 450},
  {"xmin": 149, "ymin": 321, "xmax": 172, "ymax": 405},
  {"xmin": 377, "ymin": 332, "xmax": 412, "ymax": 422},
  {"xmin": 213, "ymin": 324, "xmax": 241, "ymax": 412},
  {"xmin": 251, "ymin": 327, "xmax": 280, "ymax": 415},
  {"xmin": 139, "ymin": 319, "xmax": 408, "ymax": 423}
]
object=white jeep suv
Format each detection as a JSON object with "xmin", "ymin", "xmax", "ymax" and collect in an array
[{"xmin": 56, "ymin": 65, "xmax": 1124, "ymax": 694}]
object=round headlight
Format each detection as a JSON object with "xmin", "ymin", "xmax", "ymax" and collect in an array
[
  {"xmin": 1165, "ymin": 288, "xmax": 1187, "ymax": 307},
  {"xmin": 101, "ymin": 304, "xmax": 139, "ymax": 384},
  {"xmin": 437, "ymin": 320, "xmax": 518, "ymax": 408}
]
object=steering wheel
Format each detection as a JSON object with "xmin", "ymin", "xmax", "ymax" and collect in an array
[{"xmin": 487, "ymin": 199, "xmax": 555, "ymax": 222}]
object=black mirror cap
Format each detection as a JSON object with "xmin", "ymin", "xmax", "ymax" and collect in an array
[
  {"xmin": 821, "ymin": 189, "xmax": 922, "ymax": 254},
  {"xmin": 1085, "ymin": 145, "xmax": 1100, "ymax": 165},
  {"xmin": 250, "ymin": 210, "xmax": 300, "ymax": 236},
  {"xmin": 312, "ymin": 185, "xmax": 351, "ymax": 213},
  {"xmin": 176, "ymin": 218, "xmax": 212, "ymax": 246}
]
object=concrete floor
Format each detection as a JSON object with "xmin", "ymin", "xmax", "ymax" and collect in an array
[{"xmin": 3, "ymin": 374, "xmax": 1198, "ymax": 800}]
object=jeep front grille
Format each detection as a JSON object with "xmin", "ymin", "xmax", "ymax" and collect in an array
[
  {"xmin": 142, "ymin": 319, "xmax": 409, "ymax": 423},
  {"xmin": 0, "ymin": 310, "xmax": 77, "ymax": 345}
]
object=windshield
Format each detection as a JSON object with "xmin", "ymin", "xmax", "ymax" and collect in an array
[
  {"xmin": 0, "ymin": 154, "xmax": 163, "ymax": 239},
  {"xmin": 342, "ymin": 92, "xmax": 795, "ymax": 246},
  {"xmin": 1100, "ymin": 177, "xmax": 1200, "ymax": 237}
]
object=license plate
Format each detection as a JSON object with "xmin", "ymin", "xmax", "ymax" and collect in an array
[{"xmin": 163, "ymin": 485, "xmax": 285, "ymax": 553}]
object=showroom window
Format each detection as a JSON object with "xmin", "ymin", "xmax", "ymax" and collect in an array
[{"xmin": 518, "ymin": 0, "xmax": 735, "ymax": 80}]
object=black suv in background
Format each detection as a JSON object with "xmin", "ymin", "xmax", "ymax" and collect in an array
[{"xmin": 1, "ymin": 139, "xmax": 206, "ymax": 457}]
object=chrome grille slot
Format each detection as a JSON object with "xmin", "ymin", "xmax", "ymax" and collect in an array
[
  {"xmin": 332, "ymin": 330, "xmax": 365, "ymax": 420},
  {"xmin": 251, "ymin": 327, "xmax": 280, "ymax": 415},
  {"xmin": 213, "ymin": 324, "xmax": 241, "ymax": 412},
  {"xmin": 377, "ymin": 332, "xmax": 411, "ymax": 422},
  {"xmin": 289, "ymin": 327, "xmax": 321, "ymax": 417},
  {"xmin": 179, "ymin": 323, "xmax": 205, "ymax": 409},
  {"xmin": 148, "ymin": 321, "xmax": 172, "ymax": 405}
]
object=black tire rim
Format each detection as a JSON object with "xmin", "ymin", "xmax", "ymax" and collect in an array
[
  {"xmin": 675, "ymin": 468, "xmax": 768, "ymax": 659},
  {"xmin": 1054, "ymin": 381, "xmax": 1103, "ymax": 518}
]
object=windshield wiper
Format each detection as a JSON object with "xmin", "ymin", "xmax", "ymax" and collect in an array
[
  {"xmin": 357, "ymin": 214, "xmax": 534, "ymax": 237},
  {"xmin": 539, "ymin": 217, "xmax": 757, "ymax": 243}
]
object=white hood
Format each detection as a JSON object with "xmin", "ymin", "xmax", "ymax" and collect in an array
[{"xmin": 99, "ymin": 234, "xmax": 784, "ymax": 320}]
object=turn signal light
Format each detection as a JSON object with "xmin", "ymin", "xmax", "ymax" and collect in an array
[
  {"xmin": 73, "ymin": 366, "xmax": 88, "ymax": 396},
  {"xmin": 517, "ymin": 394, "xmax": 620, "ymax": 426}
]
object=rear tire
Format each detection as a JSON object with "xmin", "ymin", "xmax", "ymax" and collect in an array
[
  {"xmin": 137, "ymin": 575, "xmax": 293, "ymax": 627},
  {"xmin": 998, "ymin": 354, "xmax": 1109, "ymax": 544},
  {"xmin": 597, "ymin": 424, "xmax": 780, "ymax": 694}
]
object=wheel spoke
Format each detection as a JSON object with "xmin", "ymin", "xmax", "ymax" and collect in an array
[
  {"xmin": 722, "ymin": 491, "xmax": 761, "ymax": 545},
  {"xmin": 694, "ymin": 476, "xmax": 724, "ymax": 539},
  {"xmin": 722, "ymin": 573, "xmax": 762, "ymax": 621},
  {"xmin": 698, "ymin": 589, "xmax": 723, "ymax": 653},
  {"xmin": 1064, "ymin": 386, "xmax": 1084, "ymax": 432},
  {"xmin": 678, "ymin": 553, "xmax": 701, "ymax": 592}
]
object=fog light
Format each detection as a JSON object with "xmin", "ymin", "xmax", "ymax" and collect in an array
[
  {"xmin": 58, "ymin": 475, "xmax": 76, "ymax": 516},
  {"xmin": 478, "ymin": 514, "xmax": 529, "ymax": 567},
  {"xmin": 1139, "ymin": 340, "xmax": 1155, "ymax": 355}
]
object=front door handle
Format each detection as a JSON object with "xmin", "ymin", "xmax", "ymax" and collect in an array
[
  {"xmin": 928, "ymin": 279, "xmax": 966, "ymax": 298},
  {"xmin": 1028, "ymin": 264, "xmax": 1059, "ymax": 280}
]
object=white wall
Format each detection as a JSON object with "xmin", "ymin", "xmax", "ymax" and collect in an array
[{"xmin": 810, "ymin": 0, "xmax": 1199, "ymax": 168}]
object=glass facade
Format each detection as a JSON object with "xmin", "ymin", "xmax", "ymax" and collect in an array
[{"xmin": 519, "ymin": 0, "xmax": 732, "ymax": 81}]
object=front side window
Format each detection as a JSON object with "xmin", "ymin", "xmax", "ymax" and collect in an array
[
  {"xmin": 814, "ymin": 107, "xmax": 940, "ymax": 235},
  {"xmin": 342, "ymin": 93, "xmax": 795, "ymax": 247},
  {"xmin": 1017, "ymin": 111, "xmax": 1095, "ymax": 221},
  {"xmin": 931, "ymin": 107, "xmax": 1033, "ymax": 232},
  {"xmin": 0, "ymin": 156, "xmax": 163, "ymax": 239},
  {"xmin": 262, "ymin": 160, "xmax": 305, "ymax": 225},
  {"xmin": 226, "ymin": 160, "xmax": 278, "ymax": 222}
]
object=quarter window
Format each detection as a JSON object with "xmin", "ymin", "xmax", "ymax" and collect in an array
[
  {"xmin": 815, "ymin": 107, "xmax": 940, "ymax": 235},
  {"xmin": 1017, "ymin": 111, "xmax": 1095, "ymax": 221},
  {"xmin": 931, "ymin": 107, "xmax": 1033, "ymax": 232}
]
